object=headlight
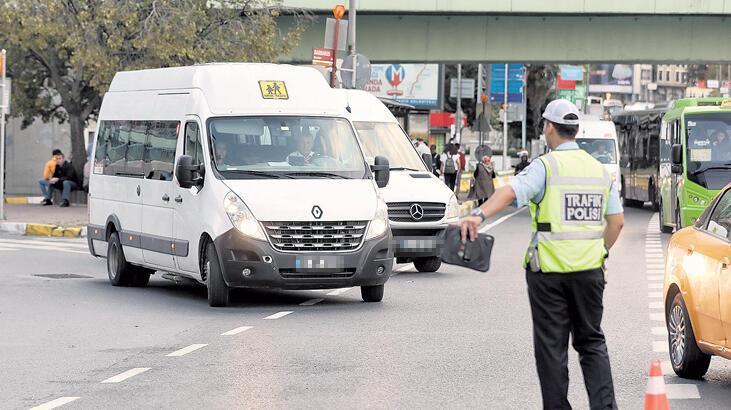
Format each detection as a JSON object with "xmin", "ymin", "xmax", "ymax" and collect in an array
[
  {"xmin": 223, "ymin": 191, "xmax": 266, "ymax": 240},
  {"xmin": 366, "ymin": 196, "xmax": 389, "ymax": 240},
  {"xmin": 446, "ymin": 195, "xmax": 460, "ymax": 220}
]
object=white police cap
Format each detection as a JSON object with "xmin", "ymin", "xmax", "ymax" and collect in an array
[{"xmin": 542, "ymin": 99, "xmax": 580, "ymax": 125}]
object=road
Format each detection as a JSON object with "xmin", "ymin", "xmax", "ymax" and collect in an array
[{"xmin": 1, "ymin": 207, "xmax": 729, "ymax": 409}]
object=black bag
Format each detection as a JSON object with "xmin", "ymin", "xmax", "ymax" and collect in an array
[{"xmin": 439, "ymin": 225, "xmax": 495, "ymax": 272}]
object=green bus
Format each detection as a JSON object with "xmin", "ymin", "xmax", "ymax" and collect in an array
[{"xmin": 658, "ymin": 98, "xmax": 731, "ymax": 233}]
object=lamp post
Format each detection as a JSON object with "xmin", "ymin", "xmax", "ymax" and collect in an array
[{"xmin": 330, "ymin": 4, "xmax": 346, "ymax": 88}]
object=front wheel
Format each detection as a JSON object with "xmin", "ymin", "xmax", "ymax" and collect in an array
[
  {"xmin": 361, "ymin": 285, "xmax": 384, "ymax": 302},
  {"xmin": 668, "ymin": 293, "xmax": 711, "ymax": 379},
  {"xmin": 413, "ymin": 256, "xmax": 442, "ymax": 272},
  {"xmin": 204, "ymin": 242, "xmax": 230, "ymax": 307}
]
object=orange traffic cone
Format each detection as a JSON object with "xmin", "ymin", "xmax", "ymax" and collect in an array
[{"xmin": 644, "ymin": 359, "xmax": 670, "ymax": 410}]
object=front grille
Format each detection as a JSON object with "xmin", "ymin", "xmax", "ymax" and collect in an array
[
  {"xmin": 387, "ymin": 202, "xmax": 446, "ymax": 222},
  {"xmin": 263, "ymin": 221, "xmax": 367, "ymax": 252}
]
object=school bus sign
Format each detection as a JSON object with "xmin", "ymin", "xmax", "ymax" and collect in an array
[{"xmin": 258, "ymin": 80, "xmax": 288, "ymax": 100}]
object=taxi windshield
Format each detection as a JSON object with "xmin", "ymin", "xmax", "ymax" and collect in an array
[
  {"xmin": 353, "ymin": 122, "xmax": 427, "ymax": 171},
  {"xmin": 577, "ymin": 138, "xmax": 617, "ymax": 164},
  {"xmin": 207, "ymin": 116, "xmax": 367, "ymax": 179},
  {"xmin": 685, "ymin": 112, "xmax": 731, "ymax": 189}
]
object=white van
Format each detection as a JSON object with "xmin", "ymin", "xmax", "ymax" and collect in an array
[
  {"xmin": 576, "ymin": 119, "xmax": 620, "ymax": 184},
  {"xmin": 334, "ymin": 89, "xmax": 460, "ymax": 272},
  {"xmin": 87, "ymin": 64, "xmax": 394, "ymax": 307}
]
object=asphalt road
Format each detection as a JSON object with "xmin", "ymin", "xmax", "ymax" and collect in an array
[{"xmin": 1, "ymin": 206, "xmax": 729, "ymax": 409}]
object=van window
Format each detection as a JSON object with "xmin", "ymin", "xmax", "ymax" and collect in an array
[
  {"xmin": 577, "ymin": 138, "xmax": 617, "ymax": 164},
  {"xmin": 94, "ymin": 121, "xmax": 130, "ymax": 176},
  {"xmin": 207, "ymin": 116, "xmax": 367, "ymax": 179},
  {"xmin": 126, "ymin": 121, "xmax": 148, "ymax": 176},
  {"xmin": 353, "ymin": 122, "xmax": 426, "ymax": 171},
  {"xmin": 185, "ymin": 122, "xmax": 204, "ymax": 166},
  {"xmin": 146, "ymin": 121, "xmax": 179, "ymax": 181}
]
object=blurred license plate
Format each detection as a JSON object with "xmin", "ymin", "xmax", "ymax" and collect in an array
[
  {"xmin": 295, "ymin": 256, "xmax": 343, "ymax": 270},
  {"xmin": 400, "ymin": 239, "xmax": 436, "ymax": 250}
]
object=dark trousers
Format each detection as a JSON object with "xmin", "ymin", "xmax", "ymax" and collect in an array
[
  {"xmin": 444, "ymin": 173, "xmax": 457, "ymax": 191},
  {"xmin": 525, "ymin": 269, "xmax": 616, "ymax": 410}
]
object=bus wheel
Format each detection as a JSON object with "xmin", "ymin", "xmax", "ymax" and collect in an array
[
  {"xmin": 649, "ymin": 183, "xmax": 660, "ymax": 212},
  {"xmin": 659, "ymin": 200, "xmax": 673, "ymax": 234}
]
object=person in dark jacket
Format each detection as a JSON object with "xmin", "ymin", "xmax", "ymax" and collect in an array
[
  {"xmin": 47, "ymin": 154, "xmax": 80, "ymax": 207},
  {"xmin": 430, "ymin": 144, "xmax": 441, "ymax": 177},
  {"xmin": 514, "ymin": 150, "xmax": 530, "ymax": 175},
  {"xmin": 473, "ymin": 156, "xmax": 497, "ymax": 205}
]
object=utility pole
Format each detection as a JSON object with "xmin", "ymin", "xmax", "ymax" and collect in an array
[
  {"xmin": 0, "ymin": 49, "xmax": 6, "ymax": 220},
  {"xmin": 502, "ymin": 63, "xmax": 509, "ymax": 171},
  {"xmin": 521, "ymin": 65, "xmax": 527, "ymax": 150},
  {"xmin": 456, "ymin": 63, "xmax": 462, "ymax": 143},
  {"xmin": 347, "ymin": 0, "xmax": 357, "ymax": 88}
]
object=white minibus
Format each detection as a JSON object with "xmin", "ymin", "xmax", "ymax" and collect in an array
[
  {"xmin": 88, "ymin": 64, "xmax": 393, "ymax": 306},
  {"xmin": 335, "ymin": 90, "xmax": 460, "ymax": 272},
  {"xmin": 576, "ymin": 119, "xmax": 620, "ymax": 185}
]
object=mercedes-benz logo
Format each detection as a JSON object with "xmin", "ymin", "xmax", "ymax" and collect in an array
[
  {"xmin": 311, "ymin": 205, "xmax": 323, "ymax": 219},
  {"xmin": 409, "ymin": 203, "xmax": 424, "ymax": 221}
]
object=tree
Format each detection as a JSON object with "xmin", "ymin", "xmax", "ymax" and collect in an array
[
  {"xmin": 525, "ymin": 64, "xmax": 558, "ymax": 141},
  {"xmin": 0, "ymin": 0, "xmax": 309, "ymax": 176}
]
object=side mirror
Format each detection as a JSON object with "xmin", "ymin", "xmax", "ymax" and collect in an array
[
  {"xmin": 371, "ymin": 155, "xmax": 390, "ymax": 188},
  {"xmin": 421, "ymin": 153, "xmax": 433, "ymax": 172},
  {"xmin": 671, "ymin": 144, "xmax": 683, "ymax": 165},
  {"xmin": 176, "ymin": 155, "xmax": 196, "ymax": 188},
  {"xmin": 671, "ymin": 164, "xmax": 683, "ymax": 174}
]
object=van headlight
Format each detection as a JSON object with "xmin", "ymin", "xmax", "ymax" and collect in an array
[
  {"xmin": 223, "ymin": 191, "xmax": 266, "ymax": 241},
  {"xmin": 366, "ymin": 197, "xmax": 389, "ymax": 240},
  {"xmin": 446, "ymin": 195, "xmax": 460, "ymax": 221}
]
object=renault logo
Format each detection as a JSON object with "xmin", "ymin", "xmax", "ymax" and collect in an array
[
  {"xmin": 311, "ymin": 205, "xmax": 323, "ymax": 219},
  {"xmin": 409, "ymin": 203, "xmax": 424, "ymax": 221}
]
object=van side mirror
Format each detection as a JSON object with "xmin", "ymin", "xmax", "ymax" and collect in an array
[
  {"xmin": 671, "ymin": 144, "xmax": 683, "ymax": 165},
  {"xmin": 371, "ymin": 156, "xmax": 390, "ymax": 188},
  {"xmin": 421, "ymin": 153, "xmax": 433, "ymax": 172},
  {"xmin": 176, "ymin": 155, "xmax": 203, "ymax": 189}
]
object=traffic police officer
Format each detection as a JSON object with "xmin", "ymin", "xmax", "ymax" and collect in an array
[{"xmin": 460, "ymin": 99, "xmax": 624, "ymax": 409}]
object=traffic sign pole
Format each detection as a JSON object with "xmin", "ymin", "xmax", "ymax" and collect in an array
[
  {"xmin": 502, "ymin": 63, "xmax": 509, "ymax": 171},
  {"xmin": 0, "ymin": 49, "xmax": 6, "ymax": 220}
]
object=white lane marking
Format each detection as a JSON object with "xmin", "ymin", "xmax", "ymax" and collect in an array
[
  {"xmin": 0, "ymin": 242, "xmax": 87, "ymax": 254},
  {"xmin": 264, "ymin": 311, "xmax": 293, "ymax": 320},
  {"xmin": 648, "ymin": 275, "xmax": 664, "ymax": 281},
  {"xmin": 326, "ymin": 287, "xmax": 353, "ymax": 296},
  {"xmin": 652, "ymin": 326, "xmax": 668, "ymax": 336},
  {"xmin": 666, "ymin": 384, "xmax": 701, "ymax": 399},
  {"xmin": 648, "ymin": 282, "xmax": 663, "ymax": 289},
  {"xmin": 101, "ymin": 367, "xmax": 150, "ymax": 383},
  {"xmin": 479, "ymin": 206, "xmax": 527, "ymax": 232},
  {"xmin": 14, "ymin": 239, "xmax": 89, "ymax": 248},
  {"xmin": 650, "ymin": 312, "xmax": 665, "ymax": 321},
  {"xmin": 648, "ymin": 291, "xmax": 663, "ymax": 298},
  {"xmin": 300, "ymin": 298, "xmax": 324, "ymax": 306},
  {"xmin": 221, "ymin": 326, "xmax": 253, "ymax": 336},
  {"xmin": 653, "ymin": 341, "xmax": 669, "ymax": 352},
  {"xmin": 647, "ymin": 264, "xmax": 665, "ymax": 268},
  {"xmin": 661, "ymin": 360, "xmax": 674, "ymax": 375},
  {"xmin": 166, "ymin": 343, "xmax": 207, "ymax": 357},
  {"xmin": 29, "ymin": 397, "xmax": 81, "ymax": 410},
  {"xmin": 0, "ymin": 246, "xmax": 19, "ymax": 251},
  {"xmin": 646, "ymin": 269, "xmax": 665, "ymax": 273},
  {"xmin": 649, "ymin": 301, "xmax": 664, "ymax": 309}
]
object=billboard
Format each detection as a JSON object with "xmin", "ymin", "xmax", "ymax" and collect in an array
[
  {"xmin": 588, "ymin": 64, "xmax": 634, "ymax": 94},
  {"xmin": 365, "ymin": 64, "xmax": 442, "ymax": 110}
]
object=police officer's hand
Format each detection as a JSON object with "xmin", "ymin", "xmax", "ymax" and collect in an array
[{"xmin": 459, "ymin": 216, "xmax": 482, "ymax": 243}]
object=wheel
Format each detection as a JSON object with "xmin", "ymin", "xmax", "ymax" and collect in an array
[
  {"xmin": 361, "ymin": 284, "xmax": 384, "ymax": 302},
  {"xmin": 649, "ymin": 184, "xmax": 660, "ymax": 212},
  {"xmin": 204, "ymin": 242, "xmax": 229, "ymax": 307},
  {"xmin": 413, "ymin": 256, "xmax": 442, "ymax": 273},
  {"xmin": 668, "ymin": 293, "xmax": 711, "ymax": 379},
  {"xmin": 675, "ymin": 202, "xmax": 683, "ymax": 232},
  {"xmin": 107, "ymin": 232, "xmax": 136, "ymax": 286},
  {"xmin": 659, "ymin": 200, "xmax": 674, "ymax": 234}
]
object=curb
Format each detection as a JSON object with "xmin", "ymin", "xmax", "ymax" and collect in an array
[
  {"xmin": 0, "ymin": 222, "xmax": 86, "ymax": 238},
  {"xmin": 3, "ymin": 196, "xmax": 45, "ymax": 204}
]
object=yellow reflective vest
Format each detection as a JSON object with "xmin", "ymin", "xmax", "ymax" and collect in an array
[{"xmin": 525, "ymin": 149, "xmax": 611, "ymax": 273}]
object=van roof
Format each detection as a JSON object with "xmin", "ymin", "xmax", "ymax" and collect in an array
[
  {"xmin": 333, "ymin": 89, "xmax": 397, "ymax": 123},
  {"xmin": 577, "ymin": 120, "xmax": 617, "ymax": 140},
  {"xmin": 107, "ymin": 63, "xmax": 342, "ymax": 116}
]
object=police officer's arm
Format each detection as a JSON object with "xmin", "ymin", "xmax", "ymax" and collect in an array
[
  {"xmin": 604, "ymin": 213, "xmax": 624, "ymax": 250},
  {"xmin": 460, "ymin": 185, "xmax": 517, "ymax": 241}
]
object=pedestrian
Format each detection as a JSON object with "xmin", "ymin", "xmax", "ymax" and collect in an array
[
  {"xmin": 473, "ymin": 156, "xmax": 496, "ymax": 206},
  {"xmin": 39, "ymin": 149, "xmax": 63, "ymax": 206},
  {"xmin": 455, "ymin": 143, "xmax": 466, "ymax": 172},
  {"xmin": 430, "ymin": 144, "xmax": 441, "ymax": 177},
  {"xmin": 45, "ymin": 153, "xmax": 81, "ymax": 207},
  {"xmin": 415, "ymin": 137, "xmax": 432, "ymax": 157},
  {"xmin": 514, "ymin": 150, "xmax": 530, "ymax": 175},
  {"xmin": 440, "ymin": 145, "xmax": 459, "ymax": 191},
  {"xmin": 458, "ymin": 99, "xmax": 624, "ymax": 410}
]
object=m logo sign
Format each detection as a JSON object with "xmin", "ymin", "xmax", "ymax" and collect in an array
[{"xmin": 563, "ymin": 193, "xmax": 603, "ymax": 222}]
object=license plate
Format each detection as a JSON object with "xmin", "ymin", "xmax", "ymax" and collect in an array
[
  {"xmin": 400, "ymin": 239, "xmax": 436, "ymax": 250},
  {"xmin": 295, "ymin": 256, "xmax": 344, "ymax": 270}
]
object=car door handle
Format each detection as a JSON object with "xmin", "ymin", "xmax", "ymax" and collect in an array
[
  {"xmin": 175, "ymin": 195, "xmax": 183, "ymax": 203},
  {"xmin": 722, "ymin": 257, "xmax": 730, "ymax": 270},
  {"xmin": 136, "ymin": 185, "xmax": 141, "ymax": 196},
  {"xmin": 162, "ymin": 194, "xmax": 170, "ymax": 202},
  {"xmin": 686, "ymin": 245, "xmax": 695, "ymax": 255}
]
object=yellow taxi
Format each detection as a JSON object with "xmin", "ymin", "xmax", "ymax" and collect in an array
[{"xmin": 664, "ymin": 183, "xmax": 731, "ymax": 379}]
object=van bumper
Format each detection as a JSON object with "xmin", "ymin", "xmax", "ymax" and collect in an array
[{"xmin": 213, "ymin": 229, "xmax": 393, "ymax": 290}]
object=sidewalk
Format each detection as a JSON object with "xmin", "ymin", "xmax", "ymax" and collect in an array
[{"xmin": 0, "ymin": 202, "xmax": 88, "ymax": 237}]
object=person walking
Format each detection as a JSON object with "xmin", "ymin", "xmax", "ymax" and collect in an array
[
  {"xmin": 430, "ymin": 144, "xmax": 441, "ymax": 177},
  {"xmin": 39, "ymin": 149, "xmax": 63, "ymax": 206},
  {"xmin": 440, "ymin": 146, "xmax": 459, "ymax": 191},
  {"xmin": 415, "ymin": 138, "xmax": 431, "ymax": 157},
  {"xmin": 473, "ymin": 156, "xmax": 496, "ymax": 206},
  {"xmin": 458, "ymin": 99, "xmax": 624, "ymax": 410}
]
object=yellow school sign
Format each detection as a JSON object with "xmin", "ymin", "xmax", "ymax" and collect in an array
[{"xmin": 258, "ymin": 80, "xmax": 288, "ymax": 99}]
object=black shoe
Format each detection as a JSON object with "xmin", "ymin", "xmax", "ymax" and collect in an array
[
  {"xmin": 41, "ymin": 199, "xmax": 53, "ymax": 206},
  {"xmin": 59, "ymin": 200, "xmax": 70, "ymax": 208}
]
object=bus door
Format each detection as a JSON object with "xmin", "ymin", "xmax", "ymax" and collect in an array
[{"xmin": 670, "ymin": 119, "xmax": 681, "ymax": 226}]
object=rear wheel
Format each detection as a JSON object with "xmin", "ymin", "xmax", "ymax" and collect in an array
[
  {"xmin": 659, "ymin": 200, "xmax": 674, "ymax": 234},
  {"xmin": 413, "ymin": 256, "xmax": 442, "ymax": 273},
  {"xmin": 668, "ymin": 293, "xmax": 711, "ymax": 379},
  {"xmin": 361, "ymin": 284, "xmax": 384, "ymax": 302},
  {"xmin": 107, "ymin": 232, "xmax": 136, "ymax": 286},
  {"xmin": 649, "ymin": 183, "xmax": 660, "ymax": 212},
  {"xmin": 204, "ymin": 242, "xmax": 230, "ymax": 307}
]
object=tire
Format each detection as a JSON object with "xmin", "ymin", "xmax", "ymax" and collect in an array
[
  {"xmin": 668, "ymin": 293, "xmax": 711, "ymax": 379},
  {"xmin": 659, "ymin": 200, "xmax": 674, "ymax": 234},
  {"xmin": 413, "ymin": 256, "xmax": 442, "ymax": 273},
  {"xmin": 361, "ymin": 284, "xmax": 384, "ymax": 302},
  {"xmin": 649, "ymin": 183, "xmax": 660, "ymax": 212},
  {"xmin": 204, "ymin": 242, "xmax": 229, "ymax": 307},
  {"xmin": 675, "ymin": 202, "xmax": 683, "ymax": 232},
  {"xmin": 130, "ymin": 268, "xmax": 153, "ymax": 287},
  {"xmin": 106, "ymin": 232, "xmax": 136, "ymax": 286}
]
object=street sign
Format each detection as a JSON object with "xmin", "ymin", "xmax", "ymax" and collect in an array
[
  {"xmin": 557, "ymin": 89, "xmax": 576, "ymax": 103},
  {"xmin": 324, "ymin": 18, "xmax": 348, "ymax": 51},
  {"xmin": 574, "ymin": 84, "xmax": 586, "ymax": 99},
  {"xmin": 489, "ymin": 64, "xmax": 524, "ymax": 103},
  {"xmin": 340, "ymin": 53, "xmax": 371, "ymax": 90},
  {"xmin": 707, "ymin": 79, "xmax": 720, "ymax": 89},
  {"xmin": 556, "ymin": 76, "xmax": 576, "ymax": 90},
  {"xmin": 560, "ymin": 65, "xmax": 583, "ymax": 81},
  {"xmin": 311, "ymin": 48, "xmax": 334, "ymax": 67},
  {"xmin": 449, "ymin": 78, "xmax": 475, "ymax": 99}
]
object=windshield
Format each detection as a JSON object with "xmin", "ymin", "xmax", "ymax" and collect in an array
[
  {"xmin": 685, "ymin": 113, "xmax": 731, "ymax": 189},
  {"xmin": 207, "ymin": 116, "xmax": 367, "ymax": 179},
  {"xmin": 353, "ymin": 122, "xmax": 427, "ymax": 171},
  {"xmin": 577, "ymin": 138, "xmax": 617, "ymax": 164}
]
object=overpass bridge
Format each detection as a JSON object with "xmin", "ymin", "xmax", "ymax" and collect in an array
[{"xmin": 279, "ymin": 0, "xmax": 731, "ymax": 63}]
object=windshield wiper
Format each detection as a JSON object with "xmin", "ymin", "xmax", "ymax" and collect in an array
[
  {"xmin": 690, "ymin": 163, "xmax": 731, "ymax": 176},
  {"xmin": 284, "ymin": 171, "xmax": 349, "ymax": 179},
  {"xmin": 390, "ymin": 167, "xmax": 421, "ymax": 172},
  {"xmin": 221, "ymin": 170, "xmax": 292, "ymax": 179}
]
